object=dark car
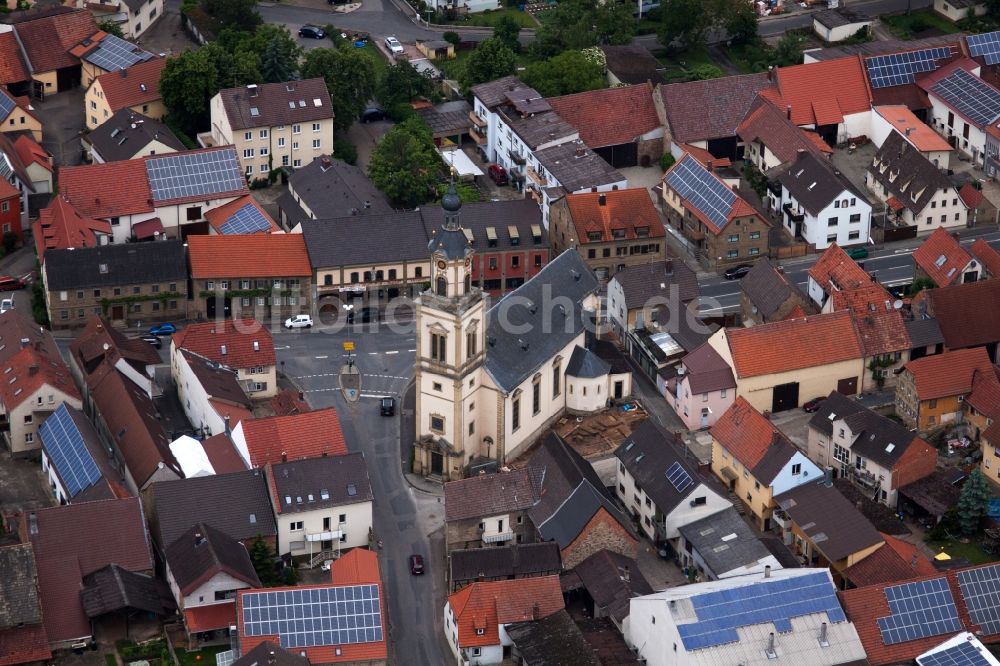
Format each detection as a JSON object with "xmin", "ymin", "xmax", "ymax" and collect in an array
[
  {"xmin": 724, "ymin": 264, "xmax": 753, "ymax": 280},
  {"xmin": 346, "ymin": 307, "xmax": 375, "ymax": 324},
  {"xmin": 0, "ymin": 276, "xmax": 26, "ymax": 291},
  {"xmin": 298, "ymin": 24, "xmax": 326, "ymax": 39},
  {"xmin": 802, "ymin": 397, "xmax": 825, "ymax": 413},
  {"xmin": 380, "ymin": 397, "xmax": 395, "ymax": 416},
  {"xmin": 488, "ymin": 164, "xmax": 508, "ymax": 186},
  {"xmin": 139, "ymin": 335, "xmax": 162, "ymax": 349},
  {"xmin": 361, "ymin": 106, "xmax": 385, "ymax": 123},
  {"xmin": 409, "ymin": 554, "xmax": 424, "ymax": 575},
  {"xmin": 846, "ymin": 246, "xmax": 869, "ymax": 260}
]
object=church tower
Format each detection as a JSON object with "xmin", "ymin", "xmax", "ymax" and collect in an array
[{"xmin": 412, "ymin": 182, "xmax": 489, "ymax": 480}]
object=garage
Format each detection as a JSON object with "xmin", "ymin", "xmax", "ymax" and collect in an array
[{"xmin": 771, "ymin": 382, "xmax": 800, "ymax": 413}]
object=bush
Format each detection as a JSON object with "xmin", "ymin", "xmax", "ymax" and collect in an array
[
  {"xmin": 443, "ymin": 31, "xmax": 461, "ymax": 45},
  {"xmin": 30, "ymin": 279, "xmax": 48, "ymax": 327},
  {"xmin": 116, "ymin": 639, "xmax": 167, "ymax": 661},
  {"xmin": 387, "ymin": 102, "xmax": 417, "ymax": 123},
  {"xmin": 334, "ymin": 138, "xmax": 358, "ymax": 165},
  {"xmin": 660, "ymin": 153, "xmax": 676, "ymax": 170},
  {"xmin": 2, "ymin": 232, "xmax": 16, "ymax": 254}
]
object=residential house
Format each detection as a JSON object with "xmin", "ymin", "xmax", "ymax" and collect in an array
[
  {"xmin": 235, "ymin": 548, "xmax": 388, "ymax": 665},
  {"xmin": 163, "ymin": 522, "xmax": 261, "ymax": 647},
  {"xmin": 806, "ymin": 391, "xmax": 937, "ymax": 507},
  {"xmin": 982, "ymin": 419, "xmax": 1000, "ymax": 488},
  {"xmin": 276, "ymin": 154, "xmax": 391, "ymax": 228},
  {"xmin": 171, "ymin": 319, "xmax": 278, "ymax": 400},
  {"xmin": 206, "ymin": 79, "xmax": 334, "ymax": 176},
  {"xmin": 710, "ymin": 397, "xmax": 822, "ymax": 530},
  {"xmin": 841, "ymin": 531, "xmax": 938, "ymax": 589},
  {"xmin": 571, "ymin": 549, "xmax": 653, "ymax": 628},
  {"xmin": 627, "ymin": 568, "xmax": 868, "ymax": 666},
  {"xmin": 806, "ymin": 243, "xmax": 873, "ymax": 309},
  {"xmin": 0, "ymin": 132, "xmax": 41, "ymax": 219},
  {"xmin": 67, "ymin": 315, "xmax": 163, "ymax": 402},
  {"xmin": 919, "ymin": 61, "xmax": 997, "ymax": 165},
  {"xmin": 230, "ymin": 408, "xmax": 348, "ymax": 468},
  {"xmin": 707, "ymin": 311, "xmax": 866, "ymax": 413},
  {"xmin": 677, "ymin": 506, "xmax": 783, "ymax": 580},
  {"xmin": 11, "ymin": 133, "xmax": 53, "ymax": 198},
  {"xmin": 872, "ymin": 105, "xmax": 953, "ymax": 169},
  {"xmin": 896, "ymin": 346, "xmax": 995, "ymax": 432},
  {"xmin": 936, "ymin": 0, "xmax": 987, "ymax": 19},
  {"xmin": 268, "ymin": 452, "xmax": 374, "ymax": 561},
  {"xmin": 0, "ymin": 86, "xmax": 42, "ymax": 142},
  {"xmin": 971, "ymin": 237, "xmax": 1000, "ymax": 278},
  {"xmin": 39, "ymin": 403, "xmax": 125, "ymax": 504},
  {"xmin": 966, "ymin": 364, "xmax": 1000, "ymax": 445},
  {"xmin": 548, "ymin": 189, "xmax": 666, "ymax": 281},
  {"xmin": 32, "ymin": 196, "xmax": 111, "ymax": 260},
  {"xmin": 530, "ymin": 139, "xmax": 627, "ymax": 227},
  {"xmin": 0, "ymin": 543, "xmax": 51, "ymax": 665},
  {"xmin": 0, "ymin": 33, "xmax": 30, "ymax": 95},
  {"xmin": 530, "ymin": 432, "xmax": 638, "ymax": 569},
  {"xmin": 920, "ymin": 634, "xmax": 1000, "ymax": 666},
  {"xmin": 25, "ymin": 497, "xmax": 155, "ymax": 650},
  {"xmin": 913, "ymin": 227, "xmax": 982, "ymax": 286},
  {"xmin": 774, "ymin": 149, "xmax": 872, "ymax": 249},
  {"xmin": 668, "ymin": 342, "xmax": 737, "ymax": 430},
  {"xmin": 600, "ymin": 45, "xmax": 663, "ymax": 87},
  {"xmin": 84, "ymin": 109, "xmax": 184, "ymax": 163},
  {"xmin": 187, "ymin": 235, "xmax": 312, "ymax": 322},
  {"xmin": 813, "ymin": 10, "xmax": 874, "ymax": 43},
  {"xmin": 607, "ymin": 257, "xmax": 698, "ymax": 342},
  {"xmin": 470, "ymin": 76, "xmax": 527, "ymax": 163},
  {"xmin": 547, "ymin": 83, "xmax": 665, "ymax": 169},
  {"xmin": 42, "ymin": 240, "xmax": 187, "ymax": 328},
  {"xmin": 149, "ymin": 469, "xmax": 278, "ymax": 557},
  {"xmin": 85, "ymin": 57, "xmax": 166, "ymax": 130},
  {"xmin": 173, "ymin": 349, "xmax": 253, "ymax": 440},
  {"xmin": 74, "ymin": 34, "xmax": 155, "ymax": 88},
  {"xmin": 737, "ymin": 98, "xmax": 833, "ymax": 173},
  {"xmin": 661, "ymin": 153, "xmax": 771, "ymax": 271},
  {"xmin": 59, "ymin": 146, "xmax": 250, "ymax": 242},
  {"xmin": 922, "ymin": 278, "xmax": 1000, "ymax": 362},
  {"xmin": 444, "ymin": 468, "xmax": 542, "ymax": 552},
  {"xmin": 168, "ymin": 433, "xmax": 247, "ymax": 479},
  {"xmin": 739, "ymin": 257, "xmax": 813, "ymax": 325},
  {"xmin": 5, "ymin": 7, "xmax": 97, "ymax": 95},
  {"xmin": 443, "ymin": 576, "xmax": 564, "ymax": 666},
  {"xmin": 0, "ymin": 310, "xmax": 82, "ymax": 457},
  {"xmin": 75, "ymin": 0, "xmax": 163, "ymax": 39},
  {"xmin": 448, "ymin": 542, "xmax": 562, "ymax": 592},
  {"xmin": 203, "ymin": 195, "xmax": 279, "ymax": 235},
  {"xmin": 505, "ymin": 610, "xmax": 602, "ymax": 666},
  {"xmin": 0, "ymin": 179, "xmax": 20, "ymax": 244},
  {"xmin": 866, "ymin": 131, "xmax": 967, "ymax": 234}
]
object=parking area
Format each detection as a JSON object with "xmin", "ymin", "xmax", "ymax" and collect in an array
[
  {"xmin": 32, "ymin": 88, "xmax": 87, "ymax": 168},
  {"xmin": 0, "ymin": 450, "xmax": 55, "ymax": 518}
]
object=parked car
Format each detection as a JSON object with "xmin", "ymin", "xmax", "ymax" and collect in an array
[
  {"xmin": 149, "ymin": 323, "xmax": 176, "ymax": 336},
  {"xmin": 346, "ymin": 308, "xmax": 375, "ymax": 324},
  {"xmin": 298, "ymin": 24, "xmax": 326, "ymax": 39},
  {"xmin": 384, "ymin": 36, "xmax": 404, "ymax": 54},
  {"xmin": 0, "ymin": 276, "xmax": 26, "ymax": 291},
  {"xmin": 802, "ymin": 397, "xmax": 825, "ymax": 413},
  {"xmin": 361, "ymin": 106, "xmax": 385, "ymax": 123},
  {"xmin": 284, "ymin": 314, "xmax": 313, "ymax": 329},
  {"xmin": 0, "ymin": 298, "xmax": 13, "ymax": 313},
  {"xmin": 724, "ymin": 264, "xmax": 753, "ymax": 280},
  {"xmin": 846, "ymin": 246, "xmax": 869, "ymax": 260},
  {"xmin": 139, "ymin": 335, "xmax": 162, "ymax": 349},
  {"xmin": 409, "ymin": 554, "xmax": 424, "ymax": 575},
  {"xmin": 488, "ymin": 164, "xmax": 508, "ymax": 186},
  {"xmin": 380, "ymin": 397, "xmax": 395, "ymax": 416}
]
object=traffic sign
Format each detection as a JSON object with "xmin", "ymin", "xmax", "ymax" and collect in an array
[{"xmin": 343, "ymin": 341, "xmax": 355, "ymax": 351}]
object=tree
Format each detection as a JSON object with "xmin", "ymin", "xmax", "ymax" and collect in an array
[
  {"xmin": 260, "ymin": 34, "xmax": 296, "ymax": 83},
  {"xmin": 725, "ymin": 1, "xmax": 759, "ymax": 45},
  {"xmin": 658, "ymin": 0, "xmax": 709, "ymax": 50},
  {"xmin": 201, "ymin": 0, "xmax": 262, "ymax": 32},
  {"xmin": 301, "ymin": 48, "xmax": 376, "ymax": 131},
  {"xmin": 98, "ymin": 19, "xmax": 125, "ymax": 38},
  {"xmin": 246, "ymin": 25, "xmax": 302, "ymax": 75},
  {"xmin": 248, "ymin": 536, "xmax": 278, "ymax": 587},
  {"xmin": 769, "ymin": 33, "xmax": 805, "ymax": 68},
  {"xmin": 660, "ymin": 153, "xmax": 676, "ymax": 170},
  {"xmin": 443, "ymin": 31, "xmax": 462, "ymax": 46},
  {"xmin": 522, "ymin": 50, "xmax": 605, "ymax": 97},
  {"xmin": 958, "ymin": 468, "xmax": 990, "ymax": 536},
  {"xmin": 461, "ymin": 38, "xmax": 516, "ymax": 90},
  {"xmin": 376, "ymin": 61, "xmax": 434, "ymax": 109},
  {"xmin": 368, "ymin": 117, "xmax": 443, "ymax": 208},
  {"xmin": 492, "ymin": 15, "xmax": 521, "ymax": 52},
  {"xmin": 686, "ymin": 63, "xmax": 724, "ymax": 81},
  {"xmin": 532, "ymin": 0, "xmax": 635, "ymax": 57}
]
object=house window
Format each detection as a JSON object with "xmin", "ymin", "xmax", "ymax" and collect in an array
[
  {"xmin": 433, "ymin": 382, "xmax": 442, "ymax": 391},
  {"xmin": 929, "ymin": 399, "xmax": 938, "ymax": 409},
  {"xmin": 278, "ymin": 137, "xmax": 286, "ymax": 147},
  {"xmin": 749, "ymin": 248, "xmax": 760, "ymax": 255},
  {"xmin": 512, "ymin": 393, "xmax": 521, "ymax": 431},
  {"xmin": 792, "ymin": 463, "xmax": 801, "ymax": 475},
  {"xmin": 243, "ymin": 148, "xmax": 255, "ymax": 159},
  {"xmin": 260, "ymin": 147, "xmax": 269, "ymax": 157},
  {"xmin": 293, "ymin": 159, "xmax": 301, "ymax": 167},
  {"xmin": 489, "ymin": 257, "xmax": 497, "ymax": 270},
  {"xmin": 552, "ymin": 361, "xmax": 561, "ymax": 397},
  {"xmin": 312, "ymin": 122, "xmax": 321, "ymax": 132},
  {"xmin": 312, "ymin": 139, "xmax": 321, "ymax": 149},
  {"xmin": 849, "ymin": 213, "xmax": 861, "ymax": 223},
  {"xmin": 25, "ymin": 432, "xmax": 32, "ymax": 444},
  {"xmin": 260, "ymin": 129, "xmax": 268, "ymax": 139},
  {"xmin": 430, "ymin": 415, "xmax": 445, "ymax": 433},
  {"xmin": 727, "ymin": 250, "xmax": 738, "ymax": 258},
  {"xmin": 749, "ymin": 231, "xmax": 760, "ymax": 239},
  {"xmin": 293, "ymin": 124, "xmax": 301, "ymax": 134},
  {"xmin": 290, "ymin": 521, "xmax": 304, "ymax": 531},
  {"xmin": 728, "ymin": 234, "xmax": 739, "ymax": 242},
  {"xmin": 532, "ymin": 376, "xmax": 541, "ymax": 415},
  {"xmin": 512, "ymin": 255, "xmax": 520, "ymax": 269},
  {"xmin": 430, "ymin": 332, "xmax": 446, "ymax": 362},
  {"xmin": 187, "ymin": 207, "xmax": 202, "ymax": 221},
  {"xmin": 244, "ymin": 132, "xmax": 252, "ymax": 141}
]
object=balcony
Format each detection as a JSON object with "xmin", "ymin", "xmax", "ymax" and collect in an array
[
  {"xmin": 527, "ymin": 166, "xmax": 547, "ymax": 187},
  {"xmin": 469, "ymin": 130, "xmax": 486, "ymax": 145},
  {"xmin": 782, "ymin": 202, "xmax": 804, "ymax": 223},
  {"xmin": 482, "ymin": 530, "xmax": 515, "ymax": 544},
  {"xmin": 772, "ymin": 509, "xmax": 790, "ymax": 530},
  {"xmin": 469, "ymin": 111, "xmax": 487, "ymax": 128},
  {"xmin": 509, "ymin": 151, "xmax": 526, "ymax": 166}
]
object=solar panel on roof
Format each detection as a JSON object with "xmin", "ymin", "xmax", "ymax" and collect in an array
[
  {"xmin": 241, "ymin": 585, "xmax": 383, "ymax": 649},
  {"xmin": 665, "ymin": 461, "xmax": 693, "ymax": 493},
  {"xmin": 39, "ymin": 404, "xmax": 102, "ymax": 498},
  {"xmin": 958, "ymin": 564, "xmax": 1000, "ymax": 636},
  {"xmin": 968, "ymin": 32, "xmax": 1000, "ymax": 66},
  {"xmin": 85, "ymin": 35, "xmax": 154, "ymax": 72},
  {"xmin": 664, "ymin": 156, "xmax": 736, "ymax": 232},
  {"xmin": 219, "ymin": 202, "xmax": 272, "ymax": 235},
  {"xmin": 215, "ymin": 650, "xmax": 235, "ymax": 666},
  {"xmin": 919, "ymin": 639, "xmax": 994, "ymax": 666},
  {"xmin": 677, "ymin": 571, "xmax": 846, "ymax": 651},
  {"xmin": 931, "ymin": 69, "xmax": 1000, "ymax": 128},
  {"xmin": 866, "ymin": 47, "xmax": 952, "ymax": 89},
  {"xmin": 0, "ymin": 89, "xmax": 15, "ymax": 121},
  {"xmin": 146, "ymin": 150, "xmax": 244, "ymax": 202},
  {"xmin": 876, "ymin": 578, "xmax": 962, "ymax": 645}
]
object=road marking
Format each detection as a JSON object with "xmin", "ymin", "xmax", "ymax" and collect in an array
[
  {"xmin": 385, "ymin": 350, "xmax": 399, "ymax": 355},
  {"xmin": 407, "ymin": 349, "xmax": 417, "ymax": 352},
  {"xmin": 314, "ymin": 355, "xmax": 328, "ymax": 359},
  {"xmin": 360, "ymin": 392, "xmax": 396, "ymax": 398},
  {"xmin": 363, "ymin": 374, "xmax": 410, "ymax": 380},
  {"xmin": 303, "ymin": 387, "xmax": 341, "ymax": 393},
  {"xmin": 274, "ymin": 345, "xmax": 290, "ymax": 351},
  {"xmin": 368, "ymin": 352, "xmax": 379, "ymax": 355},
  {"xmin": 296, "ymin": 373, "xmax": 341, "ymax": 379}
]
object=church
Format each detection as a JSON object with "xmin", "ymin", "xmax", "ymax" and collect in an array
[{"xmin": 412, "ymin": 184, "xmax": 633, "ymax": 481}]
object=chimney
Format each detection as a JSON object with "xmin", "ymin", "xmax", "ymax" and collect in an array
[
  {"xmin": 819, "ymin": 622, "xmax": 829, "ymax": 646},
  {"xmin": 706, "ymin": 160, "xmax": 713, "ymax": 171},
  {"xmin": 824, "ymin": 466, "xmax": 833, "ymax": 487},
  {"xmin": 767, "ymin": 632, "xmax": 776, "ymax": 657},
  {"xmin": 268, "ymin": 651, "xmax": 276, "ymax": 666},
  {"xmin": 764, "ymin": 565, "xmax": 771, "ymax": 578},
  {"xmin": 298, "ymin": 391, "xmax": 304, "ymax": 400},
  {"xmin": 531, "ymin": 602, "xmax": 540, "ymax": 620},
  {"xmin": 19, "ymin": 338, "xmax": 28, "ymax": 349},
  {"xmin": 28, "ymin": 513, "xmax": 37, "ymax": 535},
  {"xmin": 28, "ymin": 364, "xmax": 37, "ymax": 376},
  {"xmin": 575, "ymin": 148, "xmax": 585, "ymax": 157},
  {"xmin": 120, "ymin": 67, "xmax": 127, "ymax": 78},
  {"xmin": 281, "ymin": 451, "xmax": 288, "ymax": 463},
  {"xmin": 911, "ymin": 553, "xmax": 918, "ymax": 568},
  {"xmin": 224, "ymin": 415, "xmax": 231, "ymax": 435},
  {"xmin": 598, "ymin": 193, "xmax": 606, "ymax": 206},
  {"xmin": 905, "ymin": 127, "xmax": 913, "ymax": 137},
  {"xmin": 786, "ymin": 105, "xmax": 792, "ymax": 120},
  {"xmin": 321, "ymin": 156, "xmax": 331, "ymax": 170}
]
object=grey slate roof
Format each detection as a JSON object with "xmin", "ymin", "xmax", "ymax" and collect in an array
[
  {"xmin": 905, "ymin": 317, "xmax": 945, "ymax": 349},
  {"xmin": 537, "ymin": 482, "xmax": 616, "ymax": 548},
  {"xmin": 775, "ymin": 481, "xmax": 883, "ymax": 562},
  {"xmin": 417, "ymin": 100, "xmax": 473, "ymax": 136},
  {"xmin": 534, "ymin": 139, "xmax": 624, "ymax": 193},
  {"xmin": 420, "ymin": 199, "xmax": 546, "ymax": 253},
  {"xmin": 270, "ymin": 452, "xmax": 374, "ymax": 515},
  {"xmin": 233, "ymin": 641, "xmax": 310, "ymax": 666},
  {"xmin": 814, "ymin": 9, "xmax": 867, "ymax": 28},
  {"xmin": 677, "ymin": 506, "xmax": 773, "ymax": 577},
  {"xmin": 44, "ymin": 240, "xmax": 187, "ymax": 291},
  {"xmin": 681, "ymin": 343, "xmax": 736, "ymax": 395},
  {"xmin": 612, "ymin": 258, "xmax": 698, "ymax": 310},
  {"xmin": 502, "ymin": 109, "xmax": 578, "ymax": 150},
  {"xmin": 150, "ymin": 469, "xmax": 278, "ymax": 550},
  {"xmin": 218, "ymin": 79, "xmax": 333, "ymax": 131},
  {"xmin": 300, "ymin": 212, "xmax": 429, "ymax": 268},
  {"xmin": 0, "ymin": 543, "xmax": 41, "ymax": 628},
  {"xmin": 87, "ymin": 109, "xmax": 185, "ymax": 163},
  {"xmin": 566, "ymin": 345, "xmax": 610, "ymax": 378},
  {"xmin": 182, "ymin": 350, "xmax": 251, "ymax": 411},
  {"xmin": 804, "ymin": 33, "xmax": 960, "ymax": 61},
  {"xmin": 614, "ymin": 419, "xmax": 704, "ymax": 514},
  {"xmin": 427, "ymin": 222, "xmax": 472, "ymax": 261},
  {"xmin": 163, "ymin": 522, "xmax": 261, "ymax": 596},
  {"xmin": 80, "ymin": 564, "xmax": 174, "ymax": 617},
  {"xmin": 752, "ymin": 437, "xmax": 800, "ymax": 487},
  {"xmin": 573, "ymin": 550, "xmax": 652, "ymax": 624},
  {"xmin": 807, "ymin": 390, "xmax": 865, "ymax": 438},
  {"xmin": 471, "ymin": 75, "xmax": 527, "ymax": 109},
  {"xmin": 600, "ymin": 45, "xmax": 663, "ymax": 85},
  {"xmin": 870, "ymin": 131, "xmax": 954, "ymax": 215},
  {"xmin": 485, "ymin": 248, "xmax": 598, "ymax": 393},
  {"xmin": 740, "ymin": 258, "xmax": 803, "ymax": 318},
  {"xmin": 285, "ymin": 155, "xmax": 392, "ymax": 222},
  {"xmin": 778, "ymin": 150, "xmax": 868, "ymax": 217},
  {"xmin": 506, "ymin": 610, "xmax": 602, "ymax": 666},
  {"xmin": 449, "ymin": 542, "xmax": 562, "ymax": 583},
  {"xmin": 809, "ymin": 393, "xmax": 919, "ymax": 469}
]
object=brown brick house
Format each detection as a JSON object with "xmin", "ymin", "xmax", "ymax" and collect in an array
[{"xmin": 444, "ymin": 468, "xmax": 541, "ymax": 552}]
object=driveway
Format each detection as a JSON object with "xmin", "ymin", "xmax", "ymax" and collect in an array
[
  {"xmin": 32, "ymin": 88, "xmax": 86, "ymax": 168},
  {"xmin": 345, "ymin": 119, "xmax": 393, "ymax": 172}
]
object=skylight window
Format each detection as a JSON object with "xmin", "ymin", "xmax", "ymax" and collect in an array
[{"xmin": 935, "ymin": 254, "xmax": 947, "ymax": 267}]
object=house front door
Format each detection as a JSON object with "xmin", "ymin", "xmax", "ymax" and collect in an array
[
  {"xmin": 837, "ymin": 376, "xmax": 858, "ymax": 395},
  {"xmin": 111, "ymin": 305, "xmax": 124, "ymax": 321},
  {"xmin": 701, "ymin": 408, "xmax": 709, "ymax": 429},
  {"xmin": 614, "ymin": 381, "xmax": 624, "ymax": 400},
  {"xmin": 430, "ymin": 451, "xmax": 443, "ymax": 475}
]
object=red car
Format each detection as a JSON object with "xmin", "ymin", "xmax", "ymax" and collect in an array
[
  {"xmin": 802, "ymin": 397, "xmax": 825, "ymax": 413},
  {"xmin": 488, "ymin": 164, "xmax": 508, "ymax": 186},
  {"xmin": 0, "ymin": 276, "xmax": 26, "ymax": 291}
]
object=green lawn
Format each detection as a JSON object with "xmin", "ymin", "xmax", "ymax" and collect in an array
[
  {"xmin": 457, "ymin": 7, "xmax": 538, "ymax": 28},
  {"xmin": 882, "ymin": 9, "xmax": 961, "ymax": 38},
  {"xmin": 176, "ymin": 646, "xmax": 230, "ymax": 666},
  {"xmin": 435, "ymin": 49, "xmax": 473, "ymax": 81},
  {"xmin": 655, "ymin": 48, "xmax": 725, "ymax": 81},
  {"xmin": 350, "ymin": 42, "xmax": 390, "ymax": 76},
  {"xmin": 927, "ymin": 539, "xmax": 998, "ymax": 565}
]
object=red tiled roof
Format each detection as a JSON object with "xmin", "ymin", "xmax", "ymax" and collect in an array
[
  {"xmin": 0, "ymin": 35, "xmax": 28, "ymax": 86},
  {"xmin": 783, "ymin": 303, "xmax": 807, "ymax": 320},
  {"xmin": 204, "ymin": 195, "xmax": 279, "ymax": 235},
  {"xmin": 13, "ymin": 8, "xmax": 97, "ymax": 74},
  {"xmin": 887, "ymin": 196, "xmax": 905, "ymax": 212},
  {"xmin": 926, "ymin": 279, "xmax": 1000, "ymax": 351},
  {"xmin": 94, "ymin": 57, "xmax": 166, "ymax": 111},
  {"xmin": 970, "ymin": 238, "xmax": 1000, "ymax": 277},
  {"xmin": 802, "ymin": 129, "xmax": 834, "ymax": 154},
  {"xmin": 171, "ymin": 319, "xmax": 276, "ymax": 369},
  {"xmin": 448, "ymin": 576, "xmax": 564, "ymax": 648},
  {"xmin": 0, "ymin": 344, "xmax": 80, "ymax": 411},
  {"xmin": 737, "ymin": 98, "xmax": 832, "ymax": 165},
  {"xmin": 903, "ymin": 346, "xmax": 994, "ymax": 401},
  {"xmin": 965, "ymin": 364, "xmax": 1000, "ymax": 419},
  {"xmin": 842, "ymin": 533, "xmax": 935, "ymax": 588},
  {"xmin": 808, "ymin": 243, "xmax": 873, "ymax": 292},
  {"xmin": 724, "ymin": 311, "xmax": 863, "ymax": 377},
  {"xmin": 330, "ymin": 548, "xmax": 381, "ymax": 586},
  {"xmin": 547, "ymin": 83, "xmax": 661, "ymax": 149},
  {"xmin": 200, "ymin": 433, "xmax": 248, "ymax": 474},
  {"xmin": 270, "ymin": 389, "xmax": 311, "ymax": 416},
  {"xmin": 960, "ymin": 183, "xmax": 984, "ymax": 209},
  {"xmin": 184, "ymin": 602, "xmax": 236, "ymax": 633},
  {"xmin": 235, "ymin": 408, "xmax": 348, "ymax": 467},
  {"xmin": 829, "ymin": 282, "xmax": 894, "ymax": 313},
  {"xmin": 187, "ymin": 234, "xmax": 312, "ymax": 278},
  {"xmin": 32, "ymin": 196, "xmax": 112, "ymax": 260},
  {"xmin": 0, "ymin": 624, "xmax": 51, "ymax": 666},
  {"xmin": 913, "ymin": 227, "xmax": 973, "ymax": 287},
  {"xmin": 0, "ymin": 179, "xmax": 16, "ymax": 202},
  {"xmin": 839, "ymin": 562, "xmax": 1000, "ymax": 665},
  {"xmin": 853, "ymin": 309, "xmax": 912, "ymax": 356},
  {"xmin": 678, "ymin": 144, "xmax": 732, "ymax": 169},
  {"xmin": 12, "ymin": 134, "xmax": 51, "ymax": 173},
  {"xmin": 211, "ymin": 399, "xmax": 253, "ymax": 429},
  {"xmin": 875, "ymin": 106, "xmax": 953, "ymax": 152},
  {"xmin": 59, "ymin": 159, "xmax": 153, "ymax": 219},
  {"xmin": 659, "ymin": 72, "xmax": 772, "ymax": 144},
  {"xmin": 132, "ymin": 217, "xmax": 163, "ymax": 240},
  {"xmin": 774, "ymin": 56, "xmax": 872, "ymax": 126},
  {"xmin": 710, "ymin": 396, "xmax": 784, "ymax": 471},
  {"xmin": 564, "ymin": 189, "xmax": 665, "ymax": 245}
]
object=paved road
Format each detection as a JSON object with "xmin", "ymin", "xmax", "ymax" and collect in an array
[{"xmin": 696, "ymin": 228, "xmax": 1000, "ymax": 315}]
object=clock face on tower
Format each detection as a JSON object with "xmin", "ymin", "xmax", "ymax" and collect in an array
[
  {"xmin": 437, "ymin": 260, "xmax": 447, "ymax": 269},
  {"xmin": 465, "ymin": 258, "xmax": 471, "ymax": 267}
]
